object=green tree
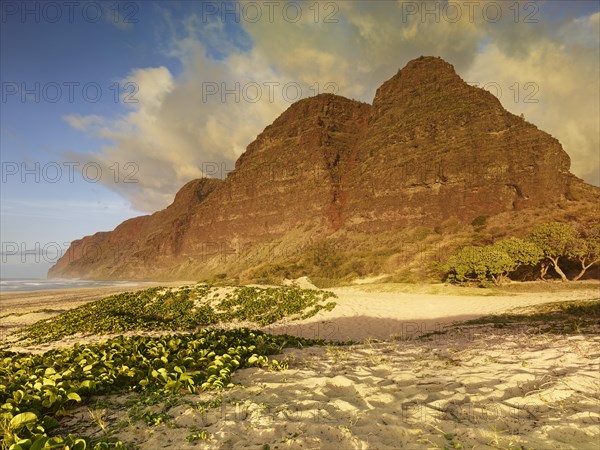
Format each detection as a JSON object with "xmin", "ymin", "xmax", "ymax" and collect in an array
[
  {"xmin": 447, "ymin": 245, "xmax": 515, "ymax": 286},
  {"xmin": 480, "ymin": 246, "xmax": 517, "ymax": 285},
  {"xmin": 447, "ymin": 246, "xmax": 487, "ymax": 284},
  {"xmin": 492, "ymin": 237, "xmax": 543, "ymax": 268},
  {"xmin": 571, "ymin": 224, "xmax": 600, "ymax": 281},
  {"xmin": 527, "ymin": 222, "xmax": 577, "ymax": 282}
]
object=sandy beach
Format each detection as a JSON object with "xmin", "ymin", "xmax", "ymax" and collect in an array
[
  {"xmin": 267, "ymin": 283, "xmax": 600, "ymax": 342},
  {"xmin": 1, "ymin": 281, "xmax": 599, "ymax": 449},
  {"xmin": 2, "ymin": 281, "xmax": 598, "ymax": 343}
]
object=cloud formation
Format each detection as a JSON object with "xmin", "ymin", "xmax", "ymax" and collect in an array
[{"xmin": 65, "ymin": 1, "xmax": 600, "ymax": 212}]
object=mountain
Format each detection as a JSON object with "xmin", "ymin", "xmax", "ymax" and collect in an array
[{"xmin": 49, "ymin": 56, "xmax": 599, "ymax": 282}]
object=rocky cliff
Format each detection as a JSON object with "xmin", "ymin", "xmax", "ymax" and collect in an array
[{"xmin": 49, "ymin": 56, "xmax": 597, "ymax": 281}]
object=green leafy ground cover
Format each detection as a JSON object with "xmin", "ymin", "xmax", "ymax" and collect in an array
[
  {"xmin": 1, "ymin": 329, "xmax": 323, "ymax": 449},
  {"xmin": 17, "ymin": 285, "xmax": 337, "ymax": 344}
]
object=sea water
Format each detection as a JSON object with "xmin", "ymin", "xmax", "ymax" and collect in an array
[{"xmin": 0, "ymin": 278, "xmax": 135, "ymax": 292}]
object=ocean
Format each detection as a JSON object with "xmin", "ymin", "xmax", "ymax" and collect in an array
[{"xmin": 0, "ymin": 278, "xmax": 136, "ymax": 292}]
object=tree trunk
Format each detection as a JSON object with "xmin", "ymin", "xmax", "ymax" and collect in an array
[
  {"xmin": 572, "ymin": 257, "xmax": 599, "ymax": 281},
  {"xmin": 540, "ymin": 262, "xmax": 549, "ymax": 280},
  {"xmin": 573, "ymin": 270, "xmax": 585, "ymax": 282},
  {"xmin": 549, "ymin": 256, "xmax": 569, "ymax": 282}
]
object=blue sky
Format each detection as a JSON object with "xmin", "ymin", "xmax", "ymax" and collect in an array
[
  {"xmin": 1, "ymin": 1, "xmax": 599, "ymax": 278},
  {"xmin": 1, "ymin": 1, "xmax": 176, "ymax": 277}
]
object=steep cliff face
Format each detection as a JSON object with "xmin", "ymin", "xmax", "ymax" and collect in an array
[
  {"xmin": 341, "ymin": 57, "xmax": 571, "ymax": 231},
  {"xmin": 182, "ymin": 94, "xmax": 371, "ymax": 247},
  {"xmin": 48, "ymin": 178, "xmax": 222, "ymax": 279},
  {"xmin": 49, "ymin": 56, "xmax": 595, "ymax": 280}
]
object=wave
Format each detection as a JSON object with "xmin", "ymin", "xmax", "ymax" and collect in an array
[{"xmin": 0, "ymin": 279, "xmax": 135, "ymax": 292}]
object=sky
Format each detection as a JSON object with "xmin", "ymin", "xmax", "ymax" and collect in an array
[{"xmin": 1, "ymin": 0, "xmax": 599, "ymax": 279}]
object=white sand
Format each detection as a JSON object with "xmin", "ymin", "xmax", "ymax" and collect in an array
[
  {"xmin": 264, "ymin": 284, "xmax": 600, "ymax": 341},
  {"xmin": 2, "ymin": 282, "xmax": 599, "ymax": 449},
  {"xmin": 63, "ymin": 331, "xmax": 600, "ymax": 449}
]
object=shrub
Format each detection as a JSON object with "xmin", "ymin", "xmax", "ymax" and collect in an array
[
  {"xmin": 306, "ymin": 242, "xmax": 344, "ymax": 279},
  {"xmin": 471, "ymin": 215, "xmax": 488, "ymax": 227}
]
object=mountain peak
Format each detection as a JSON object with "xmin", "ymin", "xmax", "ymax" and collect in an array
[
  {"xmin": 373, "ymin": 56, "xmax": 464, "ymax": 108},
  {"xmin": 403, "ymin": 55, "xmax": 456, "ymax": 72},
  {"xmin": 272, "ymin": 93, "xmax": 368, "ymax": 124},
  {"xmin": 48, "ymin": 58, "xmax": 593, "ymax": 281}
]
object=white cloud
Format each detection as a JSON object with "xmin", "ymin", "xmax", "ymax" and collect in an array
[
  {"xmin": 64, "ymin": 1, "xmax": 600, "ymax": 212},
  {"xmin": 465, "ymin": 28, "xmax": 600, "ymax": 185},
  {"xmin": 63, "ymin": 114, "xmax": 106, "ymax": 132}
]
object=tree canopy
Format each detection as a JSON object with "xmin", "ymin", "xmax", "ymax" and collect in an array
[{"xmin": 447, "ymin": 222, "xmax": 599, "ymax": 285}]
